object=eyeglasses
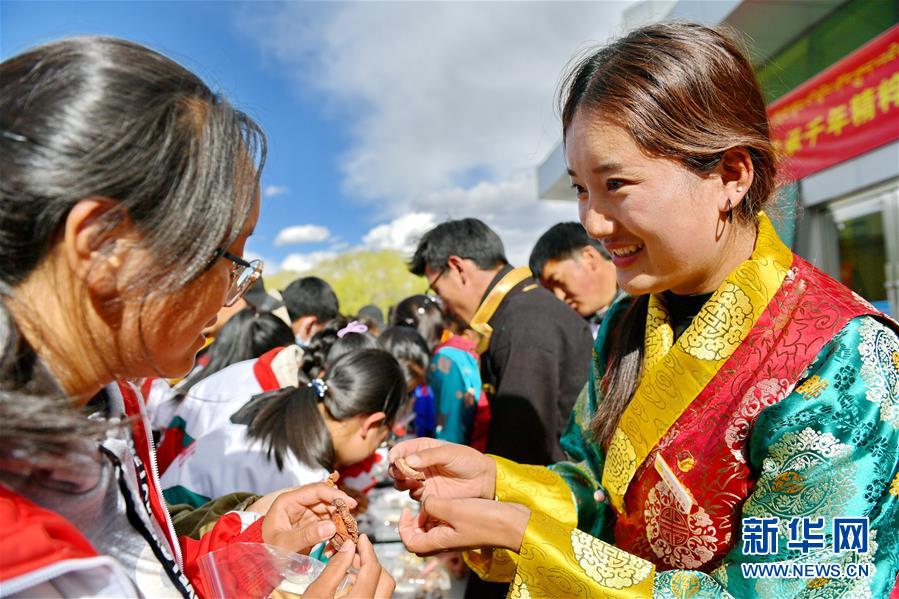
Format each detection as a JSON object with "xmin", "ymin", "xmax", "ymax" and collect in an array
[
  {"xmin": 425, "ymin": 267, "xmax": 447, "ymax": 295},
  {"xmin": 214, "ymin": 249, "xmax": 264, "ymax": 306}
]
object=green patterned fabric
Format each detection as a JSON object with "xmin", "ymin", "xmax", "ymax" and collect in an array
[{"xmin": 549, "ymin": 307, "xmax": 899, "ymax": 597}]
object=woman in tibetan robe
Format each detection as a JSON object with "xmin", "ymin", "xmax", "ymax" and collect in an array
[{"xmin": 389, "ymin": 22, "xmax": 899, "ymax": 599}]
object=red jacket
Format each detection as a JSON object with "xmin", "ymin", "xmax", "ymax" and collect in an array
[{"xmin": 0, "ymin": 381, "xmax": 266, "ymax": 598}]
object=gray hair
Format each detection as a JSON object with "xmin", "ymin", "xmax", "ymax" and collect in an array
[
  {"xmin": 0, "ymin": 36, "xmax": 266, "ymax": 460},
  {"xmin": 0, "ymin": 36, "xmax": 266, "ymax": 291}
]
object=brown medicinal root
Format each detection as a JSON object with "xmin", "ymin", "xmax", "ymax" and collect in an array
[
  {"xmin": 329, "ymin": 498, "xmax": 359, "ymax": 551},
  {"xmin": 394, "ymin": 456, "xmax": 426, "ymax": 481}
]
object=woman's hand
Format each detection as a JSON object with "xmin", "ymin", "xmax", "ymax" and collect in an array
[
  {"xmin": 388, "ymin": 438, "xmax": 496, "ymax": 502},
  {"xmin": 303, "ymin": 534, "xmax": 395, "ymax": 598},
  {"xmin": 261, "ymin": 483, "xmax": 357, "ymax": 554},
  {"xmin": 398, "ymin": 496, "xmax": 530, "ymax": 555}
]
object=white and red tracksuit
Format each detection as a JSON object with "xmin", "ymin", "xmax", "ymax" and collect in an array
[
  {"xmin": 152, "ymin": 346, "xmax": 303, "ymax": 474},
  {"xmin": 1, "ymin": 381, "xmax": 266, "ymax": 598}
]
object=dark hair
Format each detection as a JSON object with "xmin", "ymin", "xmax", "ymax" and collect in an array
[
  {"xmin": 241, "ymin": 348, "xmax": 407, "ymax": 471},
  {"xmin": 282, "ymin": 277, "xmax": 340, "ymax": 322},
  {"xmin": 1, "ymin": 36, "xmax": 265, "ymax": 291},
  {"xmin": 378, "ymin": 326, "xmax": 431, "ymax": 389},
  {"xmin": 389, "ymin": 295, "xmax": 445, "ymax": 351},
  {"xmin": 178, "ymin": 308, "xmax": 294, "ymax": 394},
  {"xmin": 529, "ymin": 222, "xmax": 610, "ymax": 279},
  {"xmin": 299, "ymin": 317, "xmax": 379, "ymax": 379},
  {"xmin": 558, "ymin": 23, "xmax": 777, "ymax": 448},
  {"xmin": 0, "ymin": 37, "xmax": 264, "ymax": 458},
  {"xmin": 409, "ymin": 218, "xmax": 508, "ymax": 275}
]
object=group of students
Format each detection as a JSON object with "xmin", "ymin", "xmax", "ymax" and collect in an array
[
  {"xmin": 1, "ymin": 19, "xmax": 898, "ymax": 599},
  {"xmin": 145, "ymin": 285, "xmax": 491, "ymax": 515}
]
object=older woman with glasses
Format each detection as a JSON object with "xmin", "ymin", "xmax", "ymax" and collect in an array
[{"xmin": 0, "ymin": 37, "xmax": 392, "ymax": 597}]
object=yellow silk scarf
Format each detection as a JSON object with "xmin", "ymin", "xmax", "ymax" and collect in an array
[
  {"xmin": 469, "ymin": 266, "xmax": 533, "ymax": 354},
  {"xmin": 602, "ymin": 213, "xmax": 793, "ymax": 513}
]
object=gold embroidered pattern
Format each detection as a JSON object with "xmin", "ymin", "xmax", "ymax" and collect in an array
[
  {"xmin": 509, "ymin": 577, "xmax": 532, "ymax": 599},
  {"xmin": 858, "ymin": 317, "xmax": 899, "ymax": 428},
  {"xmin": 890, "ymin": 472, "xmax": 899, "ymax": 497},
  {"xmin": 724, "ymin": 378, "xmax": 793, "ymax": 463},
  {"xmin": 795, "ymin": 375, "xmax": 829, "ymax": 399},
  {"xmin": 493, "ymin": 456, "xmax": 577, "ymax": 527},
  {"xmin": 771, "ymin": 471, "xmax": 805, "ymax": 495},
  {"xmin": 570, "ymin": 528, "xmax": 653, "ymax": 589},
  {"xmin": 667, "ymin": 571, "xmax": 702, "ymax": 597},
  {"xmin": 643, "ymin": 300, "xmax": 673, "ymax": 374},
  {"xmin": 604, "ymin": 429, "xmax": 637, "ymax": 512},
  {"xmin": 644, "ymin": 481, "xmax": 718, "ymax": 568},
  {"xmin": 680, "ymin": 282, "xmax": 753, "ymax": 361}
]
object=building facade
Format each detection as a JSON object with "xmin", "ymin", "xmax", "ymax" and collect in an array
[{"xmin": 536, "ymin": 0, "xmax": 899, "ymax": 316}]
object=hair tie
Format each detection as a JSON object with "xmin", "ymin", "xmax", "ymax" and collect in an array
[
  {"xmin": 308, "ymin": 378, "xmax": 329, "ymax": 399},
  {"xmin": 337, "ymin": 320, "xmax": 368, "ymax": 338}
]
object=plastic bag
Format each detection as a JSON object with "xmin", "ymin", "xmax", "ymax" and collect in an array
[{"xmin": 198, "ymin": 542, "xmax": 341, "ymax": 598}]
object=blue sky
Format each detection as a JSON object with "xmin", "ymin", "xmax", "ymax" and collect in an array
[{"xmin": 2, "ymin": 1, "xmax": 632, "ymax": 272}]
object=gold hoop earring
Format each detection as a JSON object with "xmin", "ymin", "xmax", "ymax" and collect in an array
[{"xmin": 725, "ymin": 199, "xmax": 733, "ymax": 223}]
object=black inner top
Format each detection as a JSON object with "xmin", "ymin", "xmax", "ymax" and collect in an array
[{"xmin": 663, "ymin": 290, "xmax": 714, "ymax": 342}]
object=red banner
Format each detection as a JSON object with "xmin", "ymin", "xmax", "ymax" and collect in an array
[{"xmin": 767, "ymin": 25, "xmax": 899, "ymax": 182}]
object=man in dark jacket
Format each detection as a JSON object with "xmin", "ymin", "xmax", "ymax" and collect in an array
[
  {"xmin": 410, "ymin": 218, "xmax": 593, "ymax": 465},
  {"xmin": 411, "ymin": 218, "xmax": 594, "ymax": 599}
]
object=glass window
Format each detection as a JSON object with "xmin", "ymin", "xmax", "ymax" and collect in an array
[
  {"xmin": 757, "ymin": 0, "xmax": 898, "ymax": 104},
  {"xmin": 836, "ymin": 212, "xmax": 889, "ymax": 314}
]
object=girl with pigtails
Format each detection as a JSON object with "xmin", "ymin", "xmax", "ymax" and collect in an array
[
  {"xmin": 155, "ymin": 317, "xmax": 378, "ymax": 472},
  {"xmin": 161, "ymin": 347, "xmax": 408, "ymax": 508}
]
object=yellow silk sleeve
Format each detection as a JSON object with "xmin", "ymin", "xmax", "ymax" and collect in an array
[
  {"xmin": 463, "ymin": 546, "xmax": 519, "ymax": 583},
  {"xmin": 493, "ymin": 455, "xmax": 578, "ymax": 527},
  {"xmin": 509, "ymin": 511, "xmax": 656, "ymax": 599},
  {"xmin": 463, "ymin": 455, "xmax": 579, "ymax": 582}
]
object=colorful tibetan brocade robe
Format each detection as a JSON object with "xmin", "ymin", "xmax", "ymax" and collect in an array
[{"xmin": 465, "ymin": 215, "xmax": 899, "ymax": 598}]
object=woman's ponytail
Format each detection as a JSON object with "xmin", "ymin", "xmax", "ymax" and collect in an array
[{"xmin": 241, "ymin": 383, "xmax": 335, "ymax": 471}]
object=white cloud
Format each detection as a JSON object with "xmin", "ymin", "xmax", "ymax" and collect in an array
[
  {"xmin": 239, "ymin": 2, "xmax": 632, "ymax": 262},
  {"xmin": 263, "ymin": 184, "xmax": 289, "ymax": 198},
  {"xmin": 410, "ymin": 176, "xmax": 578, "ymax": 265},
  {"xmin": 279, "ymin": 251, "xmax": 338, "ymax": 273},
  {"xmin": 363, "ymin": 212, "xmax": 438, "ymax": 254},
  {"xmin": 274, "ymin": 224, "xmax": 331, "ymax": 246}
]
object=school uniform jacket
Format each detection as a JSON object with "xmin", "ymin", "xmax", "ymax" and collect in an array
[
  {"xmin": 0, "ymin": 381, "xmax": 266, "ymax": 598},
  {"xmin": 153, "ymin": 346, "xmax": 303, "ymax": 474}
]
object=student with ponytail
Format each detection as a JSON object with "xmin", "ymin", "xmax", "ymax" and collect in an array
[
  {"xmin": 155, "ymin": 317, "xmax": 377, "ymax": 472},
  {"xmin": 161, "ymin": 348, "xmax": 407, "ymax": 507}
]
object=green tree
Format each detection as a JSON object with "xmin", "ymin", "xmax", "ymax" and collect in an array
[{"xmin": 265, "ymin": 249, "xmax": 425, "ymax": 316}]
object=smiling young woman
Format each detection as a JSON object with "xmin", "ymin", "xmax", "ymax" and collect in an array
[{"xmin": 389, "ymin": 22, "xmax": 899, "ymax": 599}]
